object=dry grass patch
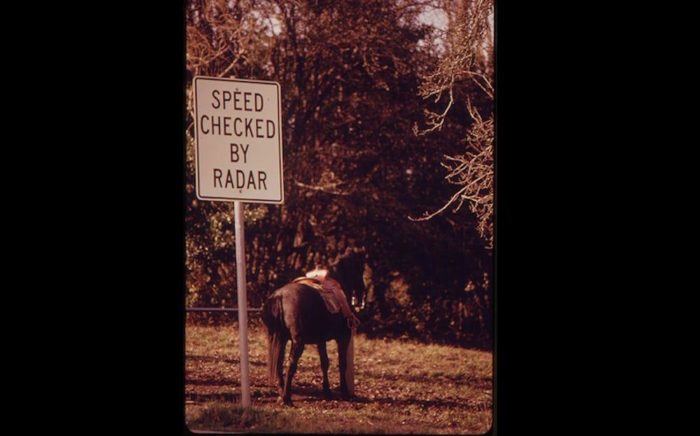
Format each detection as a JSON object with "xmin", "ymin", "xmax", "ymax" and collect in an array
[{"xmin": 186, "ymin": 323, "xmax": 492, "ymax": 434}]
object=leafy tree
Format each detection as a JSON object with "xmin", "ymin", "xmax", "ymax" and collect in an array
[{"xmin": 185, "ymin": 0, "xmax": 494, "ymax": 347}]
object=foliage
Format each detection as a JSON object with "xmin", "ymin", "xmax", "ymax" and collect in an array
[{"xmin": 185, "ymin": 0, "xmax": 494, "ymax": 347}]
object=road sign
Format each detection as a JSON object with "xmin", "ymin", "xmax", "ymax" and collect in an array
[
  {"xmin": 191, "ymin": 76, "xmax": 285, "ymax": 408},
  {"xmin": 193, "ymin": 76, "xmax": 284, "ymax": 204}
]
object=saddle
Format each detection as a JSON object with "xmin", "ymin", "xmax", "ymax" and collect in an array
[{"xmin": 292, "ymin": 276, "xmax": 342, "ymax": 314}]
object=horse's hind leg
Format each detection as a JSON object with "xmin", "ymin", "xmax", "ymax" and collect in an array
[
  {"xmin": 317, "ymin": 342, "xmax": 332, "ymax": 398},
  {"xmin": 336, "ymin": 334, "xmax": 352, "ymax": 399},
  {"xmin": 275, "ymin": 335, "xmax": 288, "ymax": 396},
  {"xmin": 281, "ymin": 340, "xmax": 305, "ymax": 406}
]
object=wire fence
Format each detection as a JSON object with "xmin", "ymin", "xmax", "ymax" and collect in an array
[
  {"xmin": 186, "ymin": 307, "xmax": 262, "ymax": 313},
  {"xmin": 185, "ymin": 307, "xmax": 263, "ymax": 324}
]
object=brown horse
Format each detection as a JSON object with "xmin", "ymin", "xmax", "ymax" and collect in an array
[{"xmin": 261, "ymin": 249, "xmax": 366, "ymax": 406}]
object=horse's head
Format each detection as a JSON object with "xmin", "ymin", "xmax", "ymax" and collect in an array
[{"xmin": 330, "ymin": 248, "xmax": 367, "ymax": 311}]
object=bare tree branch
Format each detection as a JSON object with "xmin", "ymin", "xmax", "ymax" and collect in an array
[{"xmin": 411, "ymin": 0, "xmax": 494, "ymax": 248}]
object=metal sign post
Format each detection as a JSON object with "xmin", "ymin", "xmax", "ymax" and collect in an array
[
  {"xmin": 193, "ymin": 76, "xmax": 284, "ymax": 409},
  {"xmin": 234, "ymin": 200, "xmax": 250, "ymax": 407}
]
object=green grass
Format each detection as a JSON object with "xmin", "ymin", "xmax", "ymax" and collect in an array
[{"xmin": 186, "ymin": 323, "xmax": 493, "ymax": 434}]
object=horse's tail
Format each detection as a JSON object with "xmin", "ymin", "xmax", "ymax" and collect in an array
[{"xmin": 262, "ymin": 294, "xmax": 285, "ymax": 385}]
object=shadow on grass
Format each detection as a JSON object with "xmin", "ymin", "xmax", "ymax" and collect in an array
[
  {"xmin": 187, "ymin": 383, "xmax": 364, "ymax": 406},
  {"xmin": 187, "ymin": 378, "xmax": 237, "ymax": 386},
  {"xmin": 351, "ymin": 394, "xmax": 490, "ymax": 410},
  {"xmin": 187, "ymin": 375, "xmax": 491, "ymax": 407},
  {"xmin": 186, "ymin": 389, "xmax": 280, "ymax": 403},
  {"xmin": 187, "ymin": 354, "xmax": 267, "ymax": 366},
  {"xmin": 357, "ymin": 369, "xmax": 492, "ymax": 389}
]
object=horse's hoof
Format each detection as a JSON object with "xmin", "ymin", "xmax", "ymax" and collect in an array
[
  {"xmin": 278, "ymin": 396, "xmax": 294, "ymax": 407},
  {"xmin": 322, "ymin": 390, "xmax": 333, "ymax": 400}
]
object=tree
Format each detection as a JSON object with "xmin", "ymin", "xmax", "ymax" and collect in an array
[
  {"xmin": 185, "ymin": 0, "xmax": 494, "ymax": 347},
  {"xmin": 412, "ymin": 0, "xmax": 494, "ymax": 250}
]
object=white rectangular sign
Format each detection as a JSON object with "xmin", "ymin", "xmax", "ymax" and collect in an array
[{"xmin": 193, "ymin": 76, "xmax": 284, "ymax": 204}]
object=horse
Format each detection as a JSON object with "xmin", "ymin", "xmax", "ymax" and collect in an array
[{"xmin": 261, "ymin": 248, "xmax": 366, "ymax": 406}]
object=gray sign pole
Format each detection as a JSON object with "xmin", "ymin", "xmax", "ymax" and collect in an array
[{"xmin": 234, "ymin": 200, "xmax": 251, "ymax": 407}]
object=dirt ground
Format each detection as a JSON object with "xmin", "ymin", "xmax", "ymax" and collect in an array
[{"xmin": 186, "ymin": 322, "xmax": 493, "ymax": 434}]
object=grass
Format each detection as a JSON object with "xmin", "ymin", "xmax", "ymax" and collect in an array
[{"xmin": 186, "ymin": 322, "xmax": 492, "ymax": 434}]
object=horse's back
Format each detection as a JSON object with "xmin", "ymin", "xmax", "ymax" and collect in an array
[{"xmin": 263, "ymin": 283, "xmax": 346, "ymax": 343}]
